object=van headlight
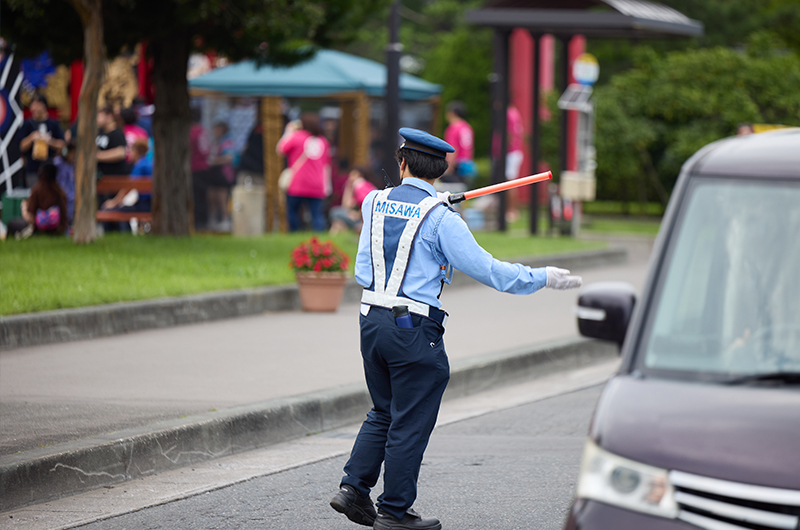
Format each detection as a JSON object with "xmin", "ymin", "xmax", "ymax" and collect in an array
[{"xmin": 576, "ymin": 439, "xmax": 678, "ymax": 518}]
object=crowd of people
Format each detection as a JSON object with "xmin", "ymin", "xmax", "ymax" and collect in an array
[
  {"xmin": 4, "ymin": 94, "xmax": 154, "ymax": 239},
  {"xmin": 189, "ymin": 105, "xmax": 384, "ymax": 235},
  {"xmin": 5, "ymin": 95, "xmax": 508, "ymax": 240}
]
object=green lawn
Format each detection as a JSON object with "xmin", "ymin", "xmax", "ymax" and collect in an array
[
  {"xmin": 582, "ymin": 217, "xmax": 662, "ymax": 236},
  {"xmin": 0, "ymin": 231, "xmax": 603, "ymax": 316}
]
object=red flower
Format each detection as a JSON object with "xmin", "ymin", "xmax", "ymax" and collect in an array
[{"xmin": 291, "ymin": 237, "xmax": 350, "ymax": 273}]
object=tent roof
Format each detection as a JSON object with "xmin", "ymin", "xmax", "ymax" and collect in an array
[
  {"xmin": 466, "ymin": 0, "xmax": 703, "ymax": 38},
  {"xmin": 188, "ymin": 49, "xmax": 442, "ymax": 100}
]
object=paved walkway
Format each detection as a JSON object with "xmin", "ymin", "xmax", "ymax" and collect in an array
[{"xmin": 0, "ymin": 238, "xmax": 653, "ymax": 456}]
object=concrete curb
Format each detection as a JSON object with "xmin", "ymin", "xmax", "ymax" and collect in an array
[
  {"xmin": 0, "ymin": 247, "xmax": 626, "ymax": 351},
  {"xmin": 0, "ymin": 336, "xmax": 617, "ymax": 512}
]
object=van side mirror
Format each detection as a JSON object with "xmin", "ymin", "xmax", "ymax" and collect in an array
[{"xmin": 576, "ymin": 282, "xmax": 636, "ymax": 350}]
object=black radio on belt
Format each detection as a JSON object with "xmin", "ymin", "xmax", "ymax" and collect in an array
[{"xmin": 392, "ymin": 305, "xmax": 413, "ymax": 328}]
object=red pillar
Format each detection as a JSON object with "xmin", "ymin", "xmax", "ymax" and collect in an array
[
  {"xmin": 509, "ymin": 32, "xmax": 559, "ymax": 204},
  {"xmin": 509, "ymin": 29, "xmax": 533, "ymax": 202},
  {"xmin": 70, "ymin": 60, "xmax": 84, "ymax": 125},
  {"xmin": 566, "ymin": 36, "xmax": 586, "ymax": 172}
]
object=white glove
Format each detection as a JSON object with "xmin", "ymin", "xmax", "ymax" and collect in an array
[
  {"xmin": 436, "ymin": 191, "xmax": 452, "ymax": 205},
  {"xmin": 545, "ymin": 267, "xmax": 583, "ymax": 290}
]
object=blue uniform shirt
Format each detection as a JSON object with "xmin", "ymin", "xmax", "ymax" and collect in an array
[{"xmin": 355, "ymin": 177, "xmax": 547, "ymax": 309}]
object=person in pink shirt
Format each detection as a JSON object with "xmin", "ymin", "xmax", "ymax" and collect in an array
[
  {"xmin": 190, "ymin": 107, "xmax": 211, "ymax": 229},
  {"xmin": 120, "ymin": 108, "xmax": 149, "ymax": 163},
  {"xmin": 328, "ymin": 166, "xmax": 378, "ymax": 235},
  {"xmin": 506, "ymin": 105, "xmax": 525, "ymax": 178},
  {"xmin": 276, "ymin": 112, "xmax": 332, "ymax": 231},
  {"xmin": 490, "ymin": 105, "xmax": 527, "ymax": 221},
  {"xmin": 440, "ymin": 101, "xmax": 475, "ymax": 193},
  {"xmin": 505, "ymin": 105, "xmax": 525, "ymax": 222}
]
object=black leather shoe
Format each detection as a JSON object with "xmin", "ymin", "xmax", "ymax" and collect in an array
[
  {"xmin": 373, "ymin": 508, "xmax": 442, "ymax": 530},
  {"xmin": 330, "ymin": 484, "xmax": 377, "ymax": 526}
]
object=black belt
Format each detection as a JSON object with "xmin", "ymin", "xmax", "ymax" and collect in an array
[{"xmin": 366, "ymin": 304, "xmax": 448, "ymax": 328}]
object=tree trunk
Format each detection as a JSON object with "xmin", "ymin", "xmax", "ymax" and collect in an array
[
  {"xmin": 69, "ymin": 0, "xmax": 105, "ymax": 244},
  {"xmin": 150, "ymin": 31, "xmax": 193, "ymax": 236}
]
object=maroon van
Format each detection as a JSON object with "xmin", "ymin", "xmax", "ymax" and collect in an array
[{"xmin": 564, "ymin": 129, "xmax": 800, "ymax": 530}]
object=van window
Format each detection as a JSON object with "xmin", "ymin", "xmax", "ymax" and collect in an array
[{"xmin": 642, "ymin": 178, "xmax": 800, "ymax": 377}]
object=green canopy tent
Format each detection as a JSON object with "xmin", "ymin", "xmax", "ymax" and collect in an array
[
  {"xmin": 189, "ymin": 50, "xmax": 443, "ymax": 232},
  {"xmin": 189, "ymin": 49, "xmax": 441, "ymax": 100}
]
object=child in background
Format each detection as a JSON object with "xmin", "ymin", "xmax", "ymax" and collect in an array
[
  {"xmin": 329, "ymin": 166, "xmax": 377, "ymax": 235},
  {"xmin": 121, "ymin": 107, "xmax": 149, "ymax": 163},
  {"xmin": 101, "ymin": 139, "xmax": 152, "ymax": 214},
  {"xmin": 13, "ymin": 163, "xmax": 69, "ymax": 239},
  {"xmin": 206, "ymin": 121, "xmax": 236, "ymax": 231}
]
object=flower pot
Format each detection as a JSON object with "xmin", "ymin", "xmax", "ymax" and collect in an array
[{"xmin": 295, "ymin": 272, "xmax": 348, "ymax": 312}]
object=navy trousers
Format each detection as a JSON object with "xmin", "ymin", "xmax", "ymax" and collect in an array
[
  {"xmin": 286, "ymin": 194, "xmax": 326, "ymax": 232},
  {"xmin": 341, "ymin": 306, "xmax": 450, "ymax": 520}
]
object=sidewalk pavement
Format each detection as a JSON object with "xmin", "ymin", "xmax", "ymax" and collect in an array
[{"xmin": 0, "ymin": 237, "xmax": 654, "ymax": 511}]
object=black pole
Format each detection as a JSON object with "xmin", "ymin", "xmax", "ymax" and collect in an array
[
  {"xmin": 492, "ymin": 29, "xmax": 509, "ymax": 232},
  {"xmin": 558, "ymin": 35, "xmax": 569, "ymax": 182},
  {"xmin": 529, "ymin": 32, "xmax": 541, "ymax": 236},
  {"xmin": 554, "ymin": 35, "xmax": 571, "ymax": 234},
  {"xmin": 384, "ymin": 0, "xmax": 402, "ymax": 186}
]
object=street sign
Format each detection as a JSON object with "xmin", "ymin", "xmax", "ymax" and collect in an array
[
  {"xmin": 557, "ymin": 84, "xmax": 593, "ymax": 113},
  {"xmin": 573, "ymin": 53, "xmax": 599, "ymax": 86}
]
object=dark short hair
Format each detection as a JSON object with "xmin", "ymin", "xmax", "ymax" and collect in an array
[
  {"xmin": 213, "ymin": 121, "xmax": 229, "ymax": 135},
  {"xmin": 395, "ymin": 147, "xmax": 448, "ymax": 180},
  {"xmin": 352, "ymin": 164, "xmax": 377, "ymax": 182},
  {"xmin": 120, "ymin": 107, "xmax": 137, "ymax": 125},
  {"xmin": 300, "ymin": 112, "xmax": 321, "ymax": 137},
  {"xmin": 38, "ymin": 162, "xmax": 57, "ymax": 182},
  {"xmin": 446, "ymin": 100, "xmax": 466, "ymax": 119},
  {"xmin": 30, "ymin": 93, "xmax": 49, "ymax": 108}
]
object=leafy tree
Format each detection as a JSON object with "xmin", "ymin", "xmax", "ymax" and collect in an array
[
  {"xmin": 68, "ymin": 0, "xmax": 105, "ymax": 243},
  {"xmin": 2, "ymin": 0, "xmax": 103, "ymax": 243},
  {"xmin": 764, "ymin": 0, "xmax": 800, "ymax": 54},
  {"xmin": 2, "ymin": 0, "xmax": 386, "ymax": 241},
  {"xmin": 338, "ymin": 0, "xmax": 494, "ymax": 156},
  {"xmin": 422, "ymin": 26, "xmax": 493, "ymax": 156},
  {"xmin": 589, "ymin": 0, "xmax": 800, "ymax": 83},
  {"xmin": 594, "ymin": 43, "xmax": 800, "ymax": 205},
  {"xmin": 582, "ymin": 0, "xmax": 800, "ymax": 207}
]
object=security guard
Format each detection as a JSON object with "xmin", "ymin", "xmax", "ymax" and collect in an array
[{"xmin": 330, "ymin": 128, "xmax": 582, "ymax": 530}]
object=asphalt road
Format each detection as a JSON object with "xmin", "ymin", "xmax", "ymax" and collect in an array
[{"xmin": 77, "ymin": 385, "xmax": 602, "ymax": 530}]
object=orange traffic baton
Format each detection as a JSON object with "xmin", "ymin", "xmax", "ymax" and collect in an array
[{"xmin": 447, "ymin": 171, "xmax": 553, "ymax": 204}]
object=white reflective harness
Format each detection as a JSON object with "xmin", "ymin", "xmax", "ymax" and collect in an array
[{"xmin": 361, "ymin": 188, "xmax": 444, "ymax": 319}]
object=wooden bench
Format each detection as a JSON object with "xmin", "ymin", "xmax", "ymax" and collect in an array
[{"xmin": 95, "ymin": 176, "xmax": 153, "ymax": 223}]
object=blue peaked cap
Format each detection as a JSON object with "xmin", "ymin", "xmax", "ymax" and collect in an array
[{"xmin": 398, "ymin": 127, "xmax": 454, "ymax": 159}]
